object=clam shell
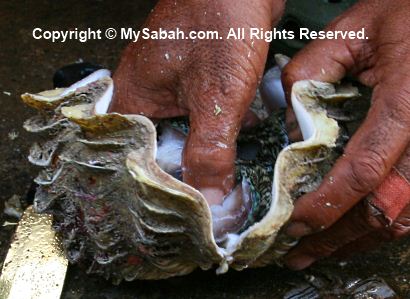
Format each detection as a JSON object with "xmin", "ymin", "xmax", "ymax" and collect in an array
[{"xmin": 22, "ymin": 71, "xmax": 361, "ymax": 282}]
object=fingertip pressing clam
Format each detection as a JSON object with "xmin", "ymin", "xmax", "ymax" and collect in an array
[{"xmin": 21, "ymin": 62, "xmax": 366, "ymax": 283}]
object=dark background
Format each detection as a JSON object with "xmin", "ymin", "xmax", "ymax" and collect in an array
[{"xmin": 0, "ymin": 1, "xmax": 409, "ymax": 298}]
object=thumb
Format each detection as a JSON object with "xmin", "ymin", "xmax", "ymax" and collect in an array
[
  {"xmin": 281, "ymin": 0, "xmax": 378, "ymax": 98},
  {"xmin": 281, "ymin": 33, "xmax": 356, "ymax": 98},
  {"xmin": 281, "ymin": 2, "xmax": 376, "ymax": 142}
]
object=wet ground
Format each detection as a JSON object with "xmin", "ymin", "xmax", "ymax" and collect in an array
[{"xmin": 0, "ymin": 0, "xmax": 409, "ymax": 298}]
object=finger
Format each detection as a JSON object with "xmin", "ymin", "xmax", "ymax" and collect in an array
[
  {"xmin": 284, "ymin": 199, "xmax": 385, "ymax": 270},
  {"xmin": 330, "ymin": 231, "xmax": 386, "ymax": 259},
  {"xmin": 181, "ymin": 65, "xmax": 258, "ymax": 205},
  {"xmin": 333, "ymin": 203, "xmax": 410, "ymax": 259},
  {"xmin": 286, "ymin": 83, "xmax": 410, "ymax": 237},
  {"xmin": 285, "ymin": 162, "xmax": 410, "ymax": 270},
  {"xmin": 182, "ymin": 109, "xmax": 240, "ymax": 206},
  {"xmin": 182, "ymin": 88, "xmax": 250, "ymax": 206},
  {"xmin": 303, "ymin": 147, "xmax": 410, "ymax": 262},
  {"xmin": 286, "ymin": 195, "xmax": 410, "ymax": 270}
]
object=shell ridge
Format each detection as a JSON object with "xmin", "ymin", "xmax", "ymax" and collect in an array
[{"xmin": 21, "ymin": 70, "xmax": 364, "ymax": 280}]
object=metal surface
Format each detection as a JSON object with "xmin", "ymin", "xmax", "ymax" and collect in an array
[{"xmin": 0, "ymin": 206, "xmax": 67, "ymax": 299}]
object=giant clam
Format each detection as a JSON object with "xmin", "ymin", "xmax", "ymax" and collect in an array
[{"xmin": 21, "ymin": 64, "xmax": 367, "ymax": 283}]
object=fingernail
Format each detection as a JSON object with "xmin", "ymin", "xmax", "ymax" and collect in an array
[
  {"xmin": 285, "ymin": 222, "xmax": 313, "ymax": 238},
  {"xmin": 285, "ymin": 254, "xmax": 316, "ymax": 271}
]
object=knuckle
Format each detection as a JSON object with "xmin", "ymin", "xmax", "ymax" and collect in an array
[{"xmin": 348, "ymin": 152, "xmax": 386, "ymax": 194}]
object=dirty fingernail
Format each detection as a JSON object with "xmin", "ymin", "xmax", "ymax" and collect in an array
[
  {"xmin": 285, "ymin": 254, "xmax": 316, "ymax": 271},
  {"xmin": 285, "ymin": 222, "xmax": 313, "ymax": 238}
]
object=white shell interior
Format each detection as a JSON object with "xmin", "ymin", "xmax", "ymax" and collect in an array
[
  {"xmin": 64, "ymin": 69, "xmax": 111, "ymax": 97},
  {"xmin": 57, "ymin": 65, "xmax": 305, "ymax": 248},
  {"xmin": 56, "ymin": 64, "xmax": 325, "ymax": 273}
]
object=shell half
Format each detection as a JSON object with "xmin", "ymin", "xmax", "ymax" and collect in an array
[{"xmin": 22, "ymin": 71, "xmax": 362, "ymax": 283}]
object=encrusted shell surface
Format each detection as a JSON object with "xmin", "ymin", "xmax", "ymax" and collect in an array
[{"xmin": 22, "ymin": 74, "xmax": 362, "ymax": 283}]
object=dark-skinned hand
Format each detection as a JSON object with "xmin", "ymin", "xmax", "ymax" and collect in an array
[
  {"xmin": 282, "ymin": 0, "xmax": 410, "ymax": 270},
  {"xmin": 110, "ymin": 0, "xmax": 285, "ymax": 205}
]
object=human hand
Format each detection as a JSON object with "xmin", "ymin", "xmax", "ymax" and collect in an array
[
  {"xmin": 281, "ymin": 0, "xmax": 410, "ymax": 269},
  {"xmin": 110, "ymin": 0, "xmax": 285, "ymax": 205}
]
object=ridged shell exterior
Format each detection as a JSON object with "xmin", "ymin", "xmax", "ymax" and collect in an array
[{"xmin": 22, "ymin": 76, "xmax": 360, "ymax": 282}]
